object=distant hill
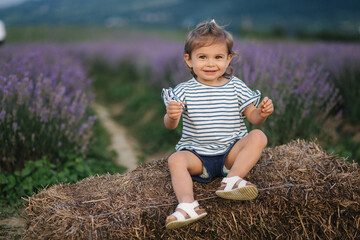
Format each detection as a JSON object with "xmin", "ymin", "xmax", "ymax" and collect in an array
[{"xmin": 0, "ymin": 0, "xmax": 359, "ymax": 34}]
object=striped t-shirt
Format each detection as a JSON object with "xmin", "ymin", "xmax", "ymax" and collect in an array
[{"xmin": 162, "ymin": 76, "xmax": 261, "ymax": 156}]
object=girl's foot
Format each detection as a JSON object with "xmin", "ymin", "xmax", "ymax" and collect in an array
[
  {"xmin": 215, "ymin": 176, "xmax": 258, "ymax": 200},
  {"xmin": 165, "ymin": 200, "xmax": 207, "ymax": 229}
]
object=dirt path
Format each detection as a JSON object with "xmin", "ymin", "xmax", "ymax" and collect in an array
[
  {"xmin": 0, "ymin": 216, "xmax": 25, "ymax": 239},
  {"xmin": 93, "ymin": 103, "xmax": 138, "ymax": 171}
]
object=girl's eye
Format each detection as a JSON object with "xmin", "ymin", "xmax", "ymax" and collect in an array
[
  {"xmin": 199, "ymin": 56, "xmax": 206, "ymax": 59},
  {"xmin": 215, "ymin": 56, "xmax": 223, "ymax": 59}
]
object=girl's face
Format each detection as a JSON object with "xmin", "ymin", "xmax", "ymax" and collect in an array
[{"xmin": 184, "ymin": 41, "xmax": 232, "ymax": 86}]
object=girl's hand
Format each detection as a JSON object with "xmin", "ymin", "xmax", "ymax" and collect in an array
[
  {"xmin": 166, "ymin": 101, "xmax": 183, "ymax": 120},
  {"xmin": 258, "ymin": 97, "xmax": 273, "ymax": 118}
]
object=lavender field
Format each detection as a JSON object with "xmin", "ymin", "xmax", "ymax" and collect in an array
[
  {"xmin": 1, "ymin": 33, "xmax": 360, "ymax": 209},
  {"xmin": 0, "ymin": 44, "xmax": 96, "ymax": 172}
]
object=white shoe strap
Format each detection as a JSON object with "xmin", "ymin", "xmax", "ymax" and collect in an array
[
  {"xmin": 222, "ymin": 176, "xmax": 247, "ymax": 191},
  {"xmin": 171, "ymin": 211, "xmax": 185, "ymax": 221},
  {"xmin": 173, "ymin": 201, "xmax": 200, "ymax": 219}
]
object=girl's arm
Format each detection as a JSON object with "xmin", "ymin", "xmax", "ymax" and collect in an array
[
  {"xmin": 243, "ymin": 97, "xmax": 274, "ymax": 125},
  {"xmin": 164, "ymin": 101, "xmax": 183, "ymax": 129}
]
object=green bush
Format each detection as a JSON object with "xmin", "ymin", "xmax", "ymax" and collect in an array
[
  {"xmin": 1, "ymin": 157, "xmax": 88, "ymax": 205},
  {"xmin": 0, "ymin": 155, "xmax": 126, "ymax": 206}
]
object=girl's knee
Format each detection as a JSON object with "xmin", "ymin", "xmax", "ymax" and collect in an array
[
  {"xmin": 167, "ymin": 154, "xmax": 178, "ymax": 168},
  {"xmin": 249, "ymin": 129, "xmax": 268, "ymax": 148},
  {"xmin": 168, "ymin": 151, "xmax": 203, "ymax": 175},
  {"xmin": 167, "ymin": 152, "xmax": 186, "ymax": 169}
]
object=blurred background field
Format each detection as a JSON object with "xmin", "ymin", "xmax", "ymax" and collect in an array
[{"xmin": 0, "ymin": 0, "xmax": 360, "ymax": 238}]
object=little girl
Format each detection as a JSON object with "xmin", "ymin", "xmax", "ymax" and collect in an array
[{"xmin": 161, "ymin": 20, "xmax": 274, "ymax": 229}]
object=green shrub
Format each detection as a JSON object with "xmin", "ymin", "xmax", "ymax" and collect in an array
[
  {"xmin": 0, "ymin": 155, "xmax": 126, "ymax": 206},
  {"xmin": 1, "ymin": 157, "xmax": 88, "ymax": 205}
]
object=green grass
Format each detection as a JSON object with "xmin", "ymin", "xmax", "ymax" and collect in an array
[
  {"xmin": 6, "ymin": 26, "xmax": 124, "ymax": 43},
  {"xmin": 5, "ymin": 26, "xmax": 187, "ymax": 44}
]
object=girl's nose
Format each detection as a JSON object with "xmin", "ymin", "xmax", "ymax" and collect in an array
[{"xmin": 207, "ymin": 58, "xmax": 215, "ymax": 66}]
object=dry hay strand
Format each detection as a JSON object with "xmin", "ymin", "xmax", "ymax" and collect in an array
[{"xmin": 23, "ymin": 140, "xmax": 360, "ymax": 239}]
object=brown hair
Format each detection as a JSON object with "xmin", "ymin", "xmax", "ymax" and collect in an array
[{"xmin": 184, "ymin": 20, "xmax": 234, "ymax": 78}]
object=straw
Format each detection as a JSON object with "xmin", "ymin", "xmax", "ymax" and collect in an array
[{"xmin": 23, "ymin": 140, "xmax": 360, "ymax": 239}]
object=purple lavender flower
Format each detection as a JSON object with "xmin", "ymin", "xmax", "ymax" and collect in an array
[
  {"xmin": 0, "ymin": 110, "xmax": 5, "ymax": 121},
  {"xmin": 12, "ymin": 122, "xmax": 18, "ymax": 133},
  {"xmin": 0, "ymin": 43, "xmax": 96, "ymax": 172}
]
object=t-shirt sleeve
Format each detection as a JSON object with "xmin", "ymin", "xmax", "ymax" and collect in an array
[
  {"xmin": 161, "ymin": 87, "xmax": 185, "ymax": 108},
  {"xmin": 161, "ymin": 87, "xmax": 175, "ymax": 106},
  {"xmin": 236, "ymin": 80, "xmax": 261, "ymax": 113}
]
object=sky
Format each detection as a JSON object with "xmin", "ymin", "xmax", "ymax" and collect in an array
[{"xmin": 0, "ymin": 0, "xmax": 28, "ymax": 9}]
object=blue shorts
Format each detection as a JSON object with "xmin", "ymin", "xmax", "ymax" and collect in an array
[{"xmin": 181, "ymin": 139, "xmax": 239, "ymax": 183}]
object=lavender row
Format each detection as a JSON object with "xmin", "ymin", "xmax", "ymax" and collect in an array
[
  {"xmin": 0, "ymin": 44, "xmax": 96, "ymax": 172},
  {"xmin": 67, "ymin": 37, "xmax": 359, "ymax": 91}
]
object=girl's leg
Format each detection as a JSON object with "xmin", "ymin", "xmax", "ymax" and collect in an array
[
  {"xmin": 225, "ymin": 129, "xmax": 267, "ymax": 178},
  {"xmin": 166, "ymin": 151, "xmax": 206, "ymax": 228},
  {"xmin": 215, "ymin": 129, "xmax": 267, "ymax": 200},
  {"xmin": 167, "ymin": 151, "xmax": 203, "ymax": 203}
]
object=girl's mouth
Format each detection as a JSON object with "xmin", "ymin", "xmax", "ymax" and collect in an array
[{"xmin": 204, "ymin": 70, "xmax": 217, "ymax": 74}]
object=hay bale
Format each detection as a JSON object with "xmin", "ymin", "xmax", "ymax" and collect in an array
[{"xmin": 24, "ymin": 140, "xmax": 360, "ymax": 239}]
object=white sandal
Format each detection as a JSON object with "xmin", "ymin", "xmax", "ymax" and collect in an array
[
  {"xmin": 165, "ymin": 200, "xmax": 207, "ymax": 229},
  {"xmin": 215, "ymin": 176, "xmax": 258, "ymax": 200}
]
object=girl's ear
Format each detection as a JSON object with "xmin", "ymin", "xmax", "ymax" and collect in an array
[
  {"xmin": 184, "ymin": 54, "xmax": 192, "ymax": 68},
  {"xmin": 226, "ymin": 53, "xmax": 233, "ymax": 66}
]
